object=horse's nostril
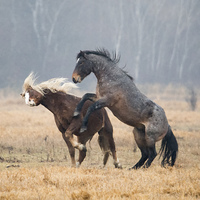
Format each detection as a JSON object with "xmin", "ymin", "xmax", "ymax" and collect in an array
[{"xmin": 73, "ymin": 77, "xmax": 77, "ymax": 83}]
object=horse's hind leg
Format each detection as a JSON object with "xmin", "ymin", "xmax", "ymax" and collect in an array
[
  {"xmin": 132, "ymin": 127, "xmax": 157, "ymax": 169},
  {"xmin": 132, "ymin": 127, "xmax": 148, "ymax": 169},
  {"xmin": 143, "ymin": 145, "xmax": 157, "ymax": 168},
  {"xmin": 98, "ymin": 125, "xmax": 122, "ymax": 169},
  {"xmin": 132, "ymin": 147, "xmax": 148, "ymax": 169},
  {"xmin": 98, "ymin": 129, "xmax": 110, "ymax": 166},
  {"xmin": 133, "ymin": 145, "xmax": 157, "ymax": 169}
]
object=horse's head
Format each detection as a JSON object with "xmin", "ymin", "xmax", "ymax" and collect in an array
[
  {"xmin": 21, "ymin": 86, "xmax": 43, "ymax": 107},
  {"xmin": 72, "ymin": 51, "xmax": 93, "ymax": 83}
]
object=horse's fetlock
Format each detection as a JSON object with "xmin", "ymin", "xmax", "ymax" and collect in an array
[
  {"xmin": 95, "ymin": 104, "xmax": 100, "ymax": 109},
  {"xmin": 80, "ymin": 126, "xmax": 87, "ymax": 133}
]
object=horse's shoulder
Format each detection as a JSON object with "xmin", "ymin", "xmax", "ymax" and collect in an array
[{"xmin": 54, "ymin": 115, "xmax": 67, "ymax": 133}]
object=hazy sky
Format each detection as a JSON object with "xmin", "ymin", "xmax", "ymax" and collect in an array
[{"xmin": 0, "ymin": 0, "xmax": 199, "ymax": 90}]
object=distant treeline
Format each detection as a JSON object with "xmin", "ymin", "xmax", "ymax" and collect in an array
[{"xmin": 0, "ymin": 0, "xmax": 200, "ymax": 90}]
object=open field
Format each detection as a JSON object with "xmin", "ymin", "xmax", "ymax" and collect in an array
[{"xmin": 0, "ymin": 85, "xmax": 200, "ymax": 199}]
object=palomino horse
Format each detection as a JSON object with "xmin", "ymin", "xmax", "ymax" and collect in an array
[
  {"xmin": 72, "ymin": 49, "xmax": 178, "ymax": 169},
  {"xmin": 21, "ymin": 72, "xmax": 121, "ymax": 168}
]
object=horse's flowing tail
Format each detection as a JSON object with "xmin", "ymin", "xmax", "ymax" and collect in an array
[
  {"xmin": 159, "ymin": 125, "xmax": 178, "ymax": 167},
  {"xmin": 98, "ymin": 134, "xmax": 110, "ymax": 166}
]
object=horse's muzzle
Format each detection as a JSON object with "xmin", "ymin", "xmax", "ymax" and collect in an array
[
  {"xmin": 72, "ymin": 77, "xmax": 78, "ymax": 83},
  {"xmin": 72, "ymin": 73, "xmax": 81, "ymax": 83}
]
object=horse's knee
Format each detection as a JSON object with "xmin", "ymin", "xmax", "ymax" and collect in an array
[
  {"xmin": 72, "ymin": 142, "xmax": 86, "ymax": 152},
  {"xmin": 79, "ymin": 144, "xmax": 87, "ymax": 152},
  {"xmin": 65, "ymin": 131, "xmax": 86, "ymax": 152},
  {"xmin": 65, "ymin": 131, "xmax": 73, "ymax": 140}
]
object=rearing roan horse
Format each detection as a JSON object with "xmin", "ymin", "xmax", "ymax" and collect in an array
[{"xmin": 72, "ymin": 49, "xmax": 178, "ymax": 169}]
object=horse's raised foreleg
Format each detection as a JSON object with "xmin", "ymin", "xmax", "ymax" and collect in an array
[
  {"xmin": 65, "ymin": 130, "xmax": 87, "ymax": 152},
  {"xmin": 80, "ymin": 98, "xmax": 108, "ymax": 133},
  {"xmin": 74, "ymin": 93, "xmax": 97, "ymax": 117}
]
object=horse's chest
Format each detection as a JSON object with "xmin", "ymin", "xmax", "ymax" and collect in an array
[
  {"xmin": 56, "ymin": 112, "xmax": 71, "ymax": 128},
  {"xmin": 97, "ymin": 85, "xmax": 119, "ymax": 100},
  {"xmin": 96, "ymin": 81, "xmax": 115, "ymax": 96}
]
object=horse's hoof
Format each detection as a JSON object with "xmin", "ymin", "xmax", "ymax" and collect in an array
[
  {"xmin": 118, "ymin": 164, "xmax": 123, "ymax": 169},
  {"xmin": 73, "ymin": 110, "xmax": 80, "ymax": 117},
  {"xmin": 129, "ymin": 165, "xmax": 140, "ymax": 170},
  {"xmin": 129, "ymin": 166, "xmax": 136, "ymax": 170},
  {"xmin": 114, "ymin": 160, "xmax": 122, "ymax": 169},
  {"xmin": 115, "ymin": 163, "xmax": 122, "ymax": 169},
  {"xmin": 80, "ymin": 126, "xmax": 87, "ymax": 133},
  {"xmin": 76, "ymin": 162, "xmax": 80, "ymax": 168}
]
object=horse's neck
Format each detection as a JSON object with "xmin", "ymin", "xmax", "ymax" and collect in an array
[
  {"xmin": 93, "ymin": 63, "xmax": 115, "ymax": 81},
  {"xmin": 41, "ymin": 93, "xmax": 56, "ymax": 113},
  {"xmin": 41, "ymin": 91, "xmax": 77, "ymax": 117},
  {"xmin": 93, "ymin": 63, "xmax": 121, "ymax": 83},
  {"xmin": 41, "ymin": 91, "xmax": 66, "ymax": 114}
]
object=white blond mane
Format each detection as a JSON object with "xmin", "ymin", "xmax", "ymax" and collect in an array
[{"xmin": 22, "ymin": 72, "xmax": 78, "ymax": 95}]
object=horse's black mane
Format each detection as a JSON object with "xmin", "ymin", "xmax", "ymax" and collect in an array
[
  {"xmin": 77, "ymin": 48, "xmax": 133, "ymax": 81},
  {"xmin": 77, "ymin": 48, "xmax": 120, "ymax": 64}
]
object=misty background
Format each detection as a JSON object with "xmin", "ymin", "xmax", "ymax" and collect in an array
[{"xmin": 0, "ymin": 0, "xmax": 200, "ymax": 92}]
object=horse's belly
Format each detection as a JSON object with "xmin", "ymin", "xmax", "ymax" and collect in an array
[{"xmin": 109, "ymin": 106, "xmax": 141, "ymax": 127}]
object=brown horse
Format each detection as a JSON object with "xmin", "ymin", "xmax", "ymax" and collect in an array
[
  {"xmin": 21, "ymin": 72, "xmax": 121, "ymax": 168},
  {"xmin": 72, "ymin": 49, "xmax": 178, "ymax": 169}
]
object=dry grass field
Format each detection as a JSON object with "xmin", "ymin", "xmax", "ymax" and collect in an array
[{"xmin": 0, "ymin": 85, "xmax": 200, "ymax": 200}]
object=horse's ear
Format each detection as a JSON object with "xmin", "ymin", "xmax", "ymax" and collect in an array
[{"xmin": 79, "ymin": 51, "xmax": 87, "ymax": 59}]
